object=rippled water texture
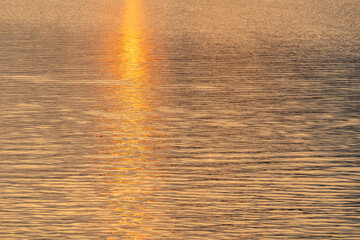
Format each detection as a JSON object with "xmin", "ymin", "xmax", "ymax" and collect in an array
[{"xmin": 1, "ymin": 0, "xmax": 359, "ymax": 239}]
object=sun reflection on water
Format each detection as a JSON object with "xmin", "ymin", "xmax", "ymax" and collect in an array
[{"xmin": 97, "ymin": 0, "xmax": 165, "ymax": 238}]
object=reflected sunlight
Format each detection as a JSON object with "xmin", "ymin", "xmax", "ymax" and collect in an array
[{"xmin": 97, "ymin": 0, "xmax": 163, "ymax": 238}]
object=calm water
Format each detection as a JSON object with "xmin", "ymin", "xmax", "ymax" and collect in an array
[{"xmin": 1, "ymin": 0, "xmax": 359, "ymax": 239}]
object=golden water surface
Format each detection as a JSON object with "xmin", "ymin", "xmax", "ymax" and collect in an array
[{"xmin": 0, "ymin": 0, "xmax": 359, "ymax": 239}]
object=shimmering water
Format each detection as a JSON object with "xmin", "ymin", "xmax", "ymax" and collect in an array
[{"xmin": 0, "ymin": 0, "xmax": 359, "ymax": 239}]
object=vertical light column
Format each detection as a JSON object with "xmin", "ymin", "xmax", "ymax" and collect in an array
[{"xmin": 97, "ymin": 0, "xmax": 163, "ymax": 239}]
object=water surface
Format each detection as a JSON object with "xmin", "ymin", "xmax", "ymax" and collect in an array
[{"xmin": 0, "ymin": 0, "xmax": 359, "ymax": 239}]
